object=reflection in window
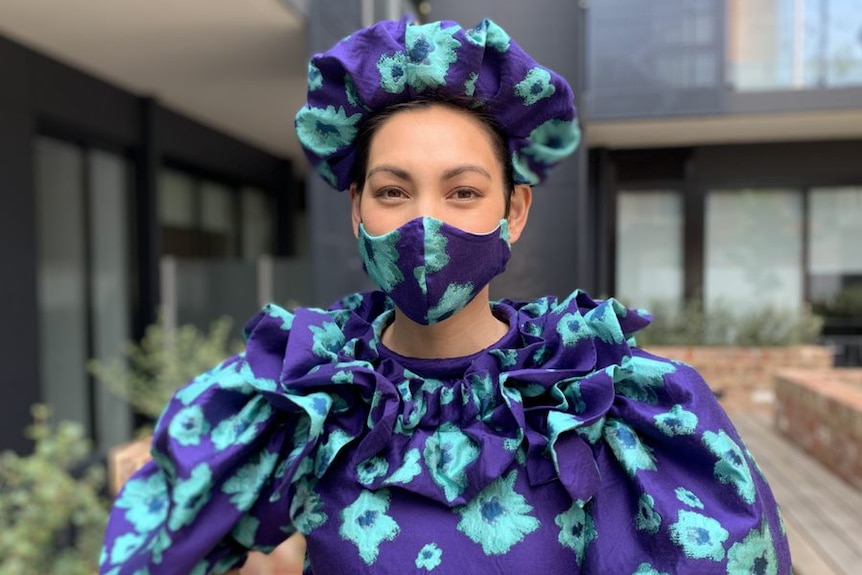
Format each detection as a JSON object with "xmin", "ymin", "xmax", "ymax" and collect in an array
[
  {"xmin": 728, "ymin": 0, "xmax": 862, "ymax": 90},
  {"xmin": 159, "ymin": 169, "xmax": 277, "ymax": 260},
  {"xmin": 615, "ymin": 190, "xmax": 684, "ymax": 309},
  {"xmin": 705, "ymin": 189, "xmax": 803, "ymax": 312},
  {"xmin": 808, "ymin": 186, "xmax": 862, "ymax": 310}
]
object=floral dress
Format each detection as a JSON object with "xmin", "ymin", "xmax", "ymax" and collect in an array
[{"xmin": 100, "ymin": 290, "xmax": 791, "ymax": 574}]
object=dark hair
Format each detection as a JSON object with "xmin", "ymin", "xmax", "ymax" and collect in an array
[{"xmin": 348, "ymin": 96, "xmax": 517, "ymax": 215}]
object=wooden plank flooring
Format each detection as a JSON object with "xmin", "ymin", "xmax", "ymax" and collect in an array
[{"xmin": 731, "ymin": 413, "xmax": 862, "ymax": 575}]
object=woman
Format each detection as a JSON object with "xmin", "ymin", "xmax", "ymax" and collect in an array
[{"xmin": 100, "ymin": 18, "xmax": 791, "ymax": 574}]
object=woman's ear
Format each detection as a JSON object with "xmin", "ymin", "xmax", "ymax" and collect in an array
[
  {"xmin": 349, "ymin": 183, "xmax": 361, "ymax": 238},
  {"xmin": 506, "ymin": 184, "xmax": 532, "ymax": 244}
]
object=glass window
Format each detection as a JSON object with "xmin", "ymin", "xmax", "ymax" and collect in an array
[
  {"xmin": 89, "ymin": 149, "xmax": 134, "ymax": 450},
  {"xmin": 35, "ymin": 137, "xmax": 90, "ymax": 435},
  {"xmin": 808, "ymin": 186, "xmax": 862, "ymax": 306},
  {"xmin": 705, "ymin": 188, "xmax": 803, "ymax": 312},
  {"xmin": 616, "ymin": 190, "xmax": 684, "ymax": 309},
  {"xmin": 200, "ymin": 181, "xmax": 238, "ymax": 257},
  {"xmin": 241, "ymin": 187, "xmax": 276, "ymax": 260}
]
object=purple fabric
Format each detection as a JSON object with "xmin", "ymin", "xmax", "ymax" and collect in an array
[
  {"xmin": 100, "ymin": 290, "xmax": 791, "ymax": 574},
  {"xmin": 295, "ymin": 18, "xmax": 580, "ymax": 191}
]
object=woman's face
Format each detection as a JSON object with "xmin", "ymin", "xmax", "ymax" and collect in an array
[{"xmin": 351, "ymin": 104, "xmax": 530, "ymax": 239}]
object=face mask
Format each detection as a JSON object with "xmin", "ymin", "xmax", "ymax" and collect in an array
[{"xmin": 358, "ymin": 217, "xmax": 511, "ymax": 325}]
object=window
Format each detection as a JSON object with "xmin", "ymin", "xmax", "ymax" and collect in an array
[
  {"xmin": 615, "ymin": 190, "xmax": 685, "ymax": 309},
  {"xmin": 705, "ymin": 188, "xmax": 803, "ymax": 312},
  {"xmin": 35, "ymin": 137, "xmax": 134, "ymax": 449},
  {"xmin": 159, "ymin": 168, "xmax": 277, "ymax": 260}
]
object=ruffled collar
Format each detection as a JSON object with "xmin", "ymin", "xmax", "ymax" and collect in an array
[{"xmin": 242, "ymin": 290, "xmax": 650, "ymax": 508}]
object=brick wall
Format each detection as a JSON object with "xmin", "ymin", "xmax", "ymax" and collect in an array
[
  {"xmin": 775, "ymin": 369, "xmax": 862, "ymax": 490},
  {"xmin": 646, "ymin": 345, "xmax": 833, "ymax": 413}
]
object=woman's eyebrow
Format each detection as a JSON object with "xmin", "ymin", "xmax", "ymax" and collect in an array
[
  {"xmin": 366, "ymin": 165, "xmax": 412, "ymax": 181},
  {"xmin": 442, "ymin": 164, "xmax": 492, "ymax": 180}
]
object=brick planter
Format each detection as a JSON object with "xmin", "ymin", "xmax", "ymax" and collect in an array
[
  {"xmin": 775, "ymin": 369, "xmax": 862, "ymax": 491},
  {"xmin": 645, "ymin": 345, "xmax": 833, "ymax": 413}
]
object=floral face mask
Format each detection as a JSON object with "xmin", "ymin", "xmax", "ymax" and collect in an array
[{"xmin": 358, "ymin": 217, "xmax": 511, "ymax": 325}]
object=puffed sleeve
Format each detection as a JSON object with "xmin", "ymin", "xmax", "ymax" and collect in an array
[
  {"xmin": 583, "ymin": 348, "xmax": 792, "ymax": 574},
  {"xmin": 99, "ymin": 305, "xmax": 325, "ymax": 575}
]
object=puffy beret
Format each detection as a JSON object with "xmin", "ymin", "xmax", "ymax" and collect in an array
[{"xmin": 295, "ymin": 17, "xmax": 580, "ymax": 191}]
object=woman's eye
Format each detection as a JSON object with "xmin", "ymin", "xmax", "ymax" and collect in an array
[
  {"xmin": 452, "ymin": 188, "xmax": 479, "ymax": 200},
  {"xmin": 374, "ymin": 187, "xmax": 406, "ymax": 199}
]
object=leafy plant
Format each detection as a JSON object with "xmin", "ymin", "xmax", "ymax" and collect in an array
[
  {"xmin": 90, "ymin": 315, "xmax": 243, "ymax": 419},
  {"xmin": 0, "ymin": 405, "xmax": 108, "ymax": 575},
  {"xmin": 635, "ymin": 297, "xmax": 824, "ymax": 347}
]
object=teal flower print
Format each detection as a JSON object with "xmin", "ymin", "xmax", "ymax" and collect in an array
[
  {"xmin": 109, "ymin": 532, "xmax": 146, "ymax": 564},
  {"xmin": 168, "ymin": 463, "xmax": 213, "ymax": 531},
  {"xmin": 232, "ymin": 515, "xmax": 259, "ymax": 548},
  {"xmin": 310, "ymin": 320, "xmax": 345, "ymax": 360},
  {"xmin": 615, "ymin": 356, "xmax": 676, "ymax": 405},
  {"xmin": 413, "ymin": 218, "xmax": 450, "ymax": 296},
  {"xmin": 344, "ymin": 74, "xmax": 361, "ymax": 107},
  {"xmin": 145, "ymin": 528, "xmax": 171, "ymax": 564},
  {"xmin": 427, "ymin": 283, "xmax": 475, "ymax": 324},
  {"xmin": 554, "ymin": 502, "xmax": 596, "ymax": 565},
  {"xmin": 360, "ymin": 225, "xmax": 404, "ymax": 292},
  {"xmin": 675, "ymin": 487, "xmax": 704, "ymax": 509},
  {"xmin": 211, "ymin": 399, "xmax": 273, "ymax": 450},
  {"xmin": 522, "ymin": 119, "xmax": 581, "ymax": 166},
  {"xmin": 424, "ymin": 423, "xmax": 480, "ymax": 502},
  {"xmin": 176, "ymin": 359, "xmax": 236, "ymax": 405},
  {"xmin": 168, "ymin": 405, "xmax": 209, "ymax": 446},
  {"xmin": 440, "ymin": 385, "xmax": 456, "ymax": 405},
  {"xmin": 377, "ymin": 52, "xmax": 409, "ymax": 93},
  {"xmin": 295, "ymin": 105, "xmax": 362, "ymax": 156},
  {"xmin": 357, "ymin": 456, "xmax": 390, "ymax": 486},
  {"xmin": 490, "ymin": 349, "xmax": 518, "ymax": 369},
  {"xmin": 669, "ymin": 509, "xmax": 729, "ymax": 561},
  {"xmin": 584, "ymin": 301, "xmax": 625, "ymax": 344},
  {"xmin": 465, "ymin": 20, "xmax": 511, "ymax": 52},
  {"xmin": 339, "ymin": 489, "xmax": 400, "ymax": 565},
  {"xmin": 654, "ymin": 404, "xmax": 699, "ymax": 436},
  {"xmin": 115, "ymin": 472, "xmax": 169, "ymax": 534},
  {"xmin": 403, "ymin": 22, "xmax": 461, "ymax": 93},
  {"xmin": 290, "ymin": 478, "xmax": 328, "ymax": 534},
  {"xmin": 316, "ymin": 161, "xmax": 339, "ymax": 188},
  {"xmin": 332, "ymin": 370, "xmax": 354, "ymax": 384},
  {"xmin": 603, "ymin": 418, "xmax": 657, "ymax": 476},
  {"xmin": 557, "ymin": 311, "xmax": 590, "ymax": 347},
  {"xmin": 415, "ymin": 542, "xmax": 443, "ymax": 570},
  {"xmin": 307, "ymin": 62, "xmax": 322, "ymax": 91},
  {"xmin": 635, "ymin": 493, "xmax": 661, "ymax": 534},
  {"xmin": 384, "ymin": 448, "xmax": 423, "ymax": 485},
  {"xmin": 632, "ymin": 563, "xmax": 670, "ymax": 575},
  {"xmin": 515, "ymin": 67, "xmax": 556, "ymax": 106},
  {"xmin": 727, "ymin": 520, "xmax": 778, "ymax": 575},
  {"xmin": 465, "ymin": 72, "xmax": 478, "ymax": 96},
  {"xmin": 703, "ymin": 430, "xmax": 756, "ymax": 504},
  {"xmin": 455, "ymin": 470, "xmax": 540, "ymax": 555},
  {"xmin": 511, "ymin": 151, "xmax": 540, "ymax": 185},
  {"xmin": 265, "ymin": 304, "xmax": 294, "ymax": 330},
  {"xmin": 222, "ymin": 450, "xmax": 279, "ymax": 510}
]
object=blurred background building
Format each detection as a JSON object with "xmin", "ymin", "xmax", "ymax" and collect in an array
[{"xmin": 1, "ymin": 0, "xmax": 861, "ymax": 453}]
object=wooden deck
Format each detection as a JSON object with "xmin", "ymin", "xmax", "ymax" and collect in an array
[{"xmin": 731, "ymin": 413, "xmax": 862, "ymax": 575}]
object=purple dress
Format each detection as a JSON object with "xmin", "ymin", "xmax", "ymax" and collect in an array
[{"xmin": 99, "ymin": 290, "xmax": 791, "ymax": 574}]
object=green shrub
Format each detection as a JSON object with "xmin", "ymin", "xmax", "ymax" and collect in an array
[
  {"xmin": 0, "ymin": 405, "xmax": 108, "ymax": 575},
  {"xmin": 635, "ymin": 297, "xmax": 824, "ymax": 347},
  {"xmin": 89, "ymin": 315, "xmax": 242, "ymax": 419},
  {"xmin": 812, "ymin": 284, "xmax": 862, "ymax": 319}
]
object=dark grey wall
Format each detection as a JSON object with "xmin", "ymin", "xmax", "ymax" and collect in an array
[{"xmin": 0, "ymin": 38, "xmax": 41, "ymax": 453}]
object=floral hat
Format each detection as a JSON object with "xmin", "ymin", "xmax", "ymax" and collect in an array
[{"xmin": 295, "ymin": 17, "xmax": 581, "ymax": 191}]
